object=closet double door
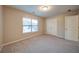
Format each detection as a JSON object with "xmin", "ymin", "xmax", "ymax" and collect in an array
[{"xmin": 65, "ymin": 15, "xmax": 79, "ymax": 41}]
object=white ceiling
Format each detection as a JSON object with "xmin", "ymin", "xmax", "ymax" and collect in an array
[{"xmin": 7, "ymin": 5, "xmax": 79, "ymax": 18}]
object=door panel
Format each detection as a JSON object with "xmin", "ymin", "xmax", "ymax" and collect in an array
[
  {"xmin": 46, "ymin": 18, "xmax": 57, "ymax": 35},
  {"xmin": 65, "ymin": 15, "xmax": 78, "ymax": 41}
]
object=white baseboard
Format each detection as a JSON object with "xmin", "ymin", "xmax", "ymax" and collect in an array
[
  {"xmin": 0, "ymin": 33, "xmax": 42, "ymax": 47},
  {"xmin": 46, "ymin": 34, "xmax": 79, "ymax": 42},
  {"xmin": 46, "ymin": 33, "xmax": 65, "ymax": 39},
  {"xmin": 0, "ymin": 47, "xmax": 2, "ymax": 52}
]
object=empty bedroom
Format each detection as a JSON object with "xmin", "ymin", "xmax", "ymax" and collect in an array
[{"xmin": 0, "ymin": 5, "xmax": 79, "ymax": 53}]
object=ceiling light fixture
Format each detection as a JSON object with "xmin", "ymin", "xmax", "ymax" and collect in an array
[
  {"xmin": 40, "ymin": 6, "xmax": 50, "ymax": 11},
  {"xmin": 41, "ymin": 6, "xmax": 48, "ymax": 11}
]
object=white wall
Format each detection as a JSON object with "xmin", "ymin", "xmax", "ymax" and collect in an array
[
  {"xmin": 57, "ymin": 16, "xmax": 65, "ymax": 38},
  {"xmin": 0, "ymin": 6, "xmax": 3, "ymax": 51}
]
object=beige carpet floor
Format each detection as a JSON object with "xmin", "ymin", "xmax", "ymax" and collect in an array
[{"xmin": 1, "ymin": 35, "xmax": 79, "ymax": 53}]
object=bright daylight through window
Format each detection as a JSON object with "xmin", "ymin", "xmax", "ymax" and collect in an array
[{"xmin": 23, "ymin": 17, "xmax": 38, "ymax": 33}]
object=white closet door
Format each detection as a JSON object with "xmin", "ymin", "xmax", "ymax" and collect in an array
[
  {"xmin": 46, "ymin": 18, "xmax": 57, "ymax": 35},
  {"xmin": 65, "ymin": 15, "xmax": 78, "ymax": 41}
]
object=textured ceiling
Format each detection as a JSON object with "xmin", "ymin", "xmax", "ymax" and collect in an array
[{"xmin": 7, "ymin": 5, "xmax": 79, "ymax": 18}]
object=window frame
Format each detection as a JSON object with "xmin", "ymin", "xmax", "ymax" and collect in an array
[{"xmin": 22, "ymin": 17, "xmax": 39, "ymax": 33}]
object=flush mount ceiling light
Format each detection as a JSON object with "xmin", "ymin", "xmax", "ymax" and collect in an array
[
  {"xmin": 41, "ymin": 6, "xmax": 48, "ymax": 11},
  {"xmin": 39, "ymin": 6, "xmax": 51, "ymax": 11}
]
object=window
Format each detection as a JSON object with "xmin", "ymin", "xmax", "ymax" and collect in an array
[
  {"xmin": 23, "ymin": 17, "xmax": 38, "ymax": 33},
  {"xmin": 32, "ymin": 19, "xmax": 38, "ymax": 32}
]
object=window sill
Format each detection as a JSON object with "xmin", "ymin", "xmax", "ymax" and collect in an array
[{"xmin": 22, "ymin": 31, "xmax": 38, "ymax": 34}]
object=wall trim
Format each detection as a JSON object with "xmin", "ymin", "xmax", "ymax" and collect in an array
[
  {"xmin": 46, "ymin": 34, "xmax": 79, "ymax": 42},
  {"xmin": 0, "ymin": 33, "xmax": 42, "ymax": 47},
  {"xmin": 46, "ymin": 33, "xmax": 65, "ymax": 40}
]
